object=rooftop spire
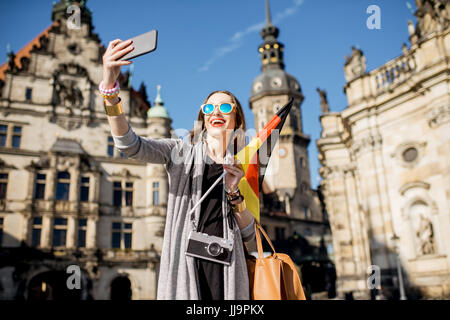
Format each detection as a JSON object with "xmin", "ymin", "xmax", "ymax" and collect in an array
[
  {"xmin": 261, "ymin": 0, "xmax": 278, "ymax": 41},
  {"xmin": 258, "ymin": 0, "xmax": 284, "ymax": 71},
  {"xmin": 155, "ymin": 84, "xmax": 163, "ymax": 105},
  {"xmin": 265, "ymin": 0, "xmax": 272, "ymax": 26}
]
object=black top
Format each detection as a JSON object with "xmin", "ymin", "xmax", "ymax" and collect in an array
[{"xmin": 196, "ymin": 157, "xmax": 224, "ymax": 300}]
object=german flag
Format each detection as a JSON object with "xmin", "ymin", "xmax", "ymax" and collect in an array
[{"xmin": 235, "ymin": 98, "xmax": 294, "ymax": 222}]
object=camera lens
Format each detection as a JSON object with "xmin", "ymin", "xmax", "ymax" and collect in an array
[{"xmin": 207, "ymin": 242, "xmax": 222, "ymax": 257}]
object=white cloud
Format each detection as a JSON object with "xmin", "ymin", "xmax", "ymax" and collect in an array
[{"xmin": 198, "ymin": 0, "xmax": 304, "ymax": 72}]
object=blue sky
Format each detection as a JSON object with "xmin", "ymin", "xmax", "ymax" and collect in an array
[{"xmin": 0, "ymin": 0, "xmax": 417, "ymax": 188}]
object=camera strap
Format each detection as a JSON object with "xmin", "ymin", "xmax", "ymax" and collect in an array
[
  {"xmin": 188, "ymin": 130, "xmax": 239, "ymax": 232},
  {"xmin": 188, "ymin": 170, "xmax": 226, "ymax": 231}
]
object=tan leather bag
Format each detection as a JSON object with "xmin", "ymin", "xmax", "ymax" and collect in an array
[{"xmin": 245, "ymin": 223, "xmax": 307, "ymax": 300}]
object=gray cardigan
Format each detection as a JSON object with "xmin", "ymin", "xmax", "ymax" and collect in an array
[{"xmin": 112, "ymin": 125, "xmax": 255, "ymax": 300}]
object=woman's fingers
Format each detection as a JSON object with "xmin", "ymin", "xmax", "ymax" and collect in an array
[
  {"xmin": 110, "ymin": 39, "xmax": 133, "ymax": 55},
  {"xmin": 109, "ymin": 60, "xmax": 133, "ymax": 66},
  {"xmin": 223, "ymin": 164, "xmax": 244, "ymax": 177},
  {"xmin": 110, "ymin": 45, "xmax": 134, "ymax": 61},
  {"xmin": 107, "ymin": 39, "xmax": 121, "ymax": 50}
]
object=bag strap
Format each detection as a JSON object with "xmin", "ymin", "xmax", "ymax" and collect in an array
[{"xmin": 254, "ymin": 221, "xmax": 278, "ymax": 259}]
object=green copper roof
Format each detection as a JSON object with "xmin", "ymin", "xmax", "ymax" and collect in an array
[{"xmin": 147, "ymin": 85, "xmax": 170, "ymax": 118}]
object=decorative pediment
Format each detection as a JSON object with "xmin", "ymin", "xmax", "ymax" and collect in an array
[
  {"xmin": 51, "ymin": 137, "xmax": 86, "ymax": 155},
  {"xmin": 111, "ymin": 168, "xmax": 141, "ymax": 180}
]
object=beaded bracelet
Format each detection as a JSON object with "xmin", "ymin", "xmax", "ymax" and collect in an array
[{"xmin": 99, "ymin": 80, "xmax": 120, "ymax": 99}]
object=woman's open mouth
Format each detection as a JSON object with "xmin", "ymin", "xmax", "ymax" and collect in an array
[{"xmin": 210, "ymin": 118, "xmax": 226, "ymax": 127}]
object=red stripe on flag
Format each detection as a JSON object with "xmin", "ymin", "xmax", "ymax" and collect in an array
[
  {"xmin": 258, "ymin": 115, "xmax": 281, "ymax": 143},
  {"xmin": 245, "ymin": 152, "xmax": 259, "ymax": 196}
]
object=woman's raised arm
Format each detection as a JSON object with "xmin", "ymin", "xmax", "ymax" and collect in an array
[{"xmin": 102, "ymin": 39, "xmax": 179, "ymax": 164}]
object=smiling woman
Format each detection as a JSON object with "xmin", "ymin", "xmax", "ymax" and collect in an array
[
  {"xmin": 102, "ymin": 37, "xmax": 255, "ymax": 300},
  {"xmin": 190, "ymin": 90, "xmax": 246, "ymax": 145}
]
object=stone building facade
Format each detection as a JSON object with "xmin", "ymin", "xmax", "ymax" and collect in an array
[
  {"xmin": 0, "ymin": 1, "xmax": 171, "ymax": 299},
  {"xmin": 317, "ymin": 0, "xmax": 450, "ymax": 299}
]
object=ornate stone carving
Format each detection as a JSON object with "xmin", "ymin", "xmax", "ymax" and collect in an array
[
  {"xmin": 316, "ymin": 88, "xmax": 330, "ymax": 113},
  {"xmin": 24, "ymin": 156, "xmax": 50, "ymax": 171},
  {"xmin": 56, "ymin": 156, "xmax": 77, "ymax": 171},
  {"xmin": 55, "ymin": 118, "xmax": 82, "ymax": 131},
  {"xmin": 414, "ymin": 0, "xmax": 450, "ymax": 37},
  {"xmin": 427, "ymin": 104, "xmax": 450, "ymax": 128},
  {"xmin": 416, "ymin": 215, "xmax": 435, "ymax": 255},
  {"xmin": 55, "ymin": 78, "xmax": 84, "ymax": 109},
  {"xmin": 0, "ymin": 158, "xmax": 18, "ymax": 170},
  {"xmin": 344, "ymin": 46, "xmax": 367, "ymax": 82},
  {"xmin": 111, "ymin": 168, "xmax": 140, "ymax": 179},
  {"xmin": 350, "ymin": 134, "xmax": 383, "ymax": 155}
]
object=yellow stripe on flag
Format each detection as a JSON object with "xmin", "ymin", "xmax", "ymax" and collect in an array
[
  {"xmin": 238, "ymin": 177, "xmax": 260, "ymax": 223},
  {"xmin": 235, "ymin": 137, "xmax": 261, "ymax": 169}
]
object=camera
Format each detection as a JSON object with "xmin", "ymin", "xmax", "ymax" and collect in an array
[{"xmin": 185, "ymin": 230, "xmax": 233, "ymax": 265}]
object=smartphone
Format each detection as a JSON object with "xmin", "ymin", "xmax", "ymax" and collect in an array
[{"xmin": 119, "ymin": 29, "xmax": 158, "ymax": 61}]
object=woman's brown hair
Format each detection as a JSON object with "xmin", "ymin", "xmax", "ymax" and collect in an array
[{"xmin": 190, "ymin": 90, "xmax": 247, "ymax": 145}]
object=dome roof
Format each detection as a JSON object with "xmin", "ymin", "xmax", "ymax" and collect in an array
[
  {"xmin": 251, "ymin": 68, "xmax": 301, "ymax": 97},
  {"xmin": 147, "ymin": 84, "xmax": 170, "ymax": 119},
  {"xmin": 147, "ymin": 105, "xmax": 169, "ymax": 118}
]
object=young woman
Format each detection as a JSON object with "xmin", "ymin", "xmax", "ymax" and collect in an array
[{"xmin": 101, "ymin": 39, "xmax": 255, "ymax": 300}]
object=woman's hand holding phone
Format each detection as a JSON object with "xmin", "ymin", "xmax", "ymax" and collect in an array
[{"xmin": 102, "ymin": 39, "xmax": 134, "ymax": 89}]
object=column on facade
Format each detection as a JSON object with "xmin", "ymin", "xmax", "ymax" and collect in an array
[
  {"xmin": 21, "ymin": 214, "xmax": 31, "ymax": 246},
  {"xmin": 69, "ymin": 165, "xmax": 80, "ymax": 203},
  {"xmin": 330, "ymin": 167, "xmax": 358, "ymax": 277},
  {"xmin": 47, "ymin": 167, "xmax": 57, "ymax": 201},
  {"xmin": 41, "ymin": 214, "xmax": 52, "ymax": 248},
  {"xmin": 67, "ymin": 215, "xmax": 76, "ymax": 248},
  {"xmin": 355, "ymin": 134, "xmax": 392, "ymax": 271},
  {"xmin": 86, "ymin": 216, "xmax": 97, "ymax": 249},
  {"xmin": 343, "ymin": 167, "xmax": 369, "ymax": 277}
]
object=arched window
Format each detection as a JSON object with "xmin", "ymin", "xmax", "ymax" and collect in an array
[{"xmin": 110, "ymin": 276, "xmax": 132, "ymax": 300}]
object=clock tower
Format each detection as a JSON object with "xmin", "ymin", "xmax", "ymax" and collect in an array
[{"xmin": 250, "ymin": 0, "xmax": 312, "ymax": 218}]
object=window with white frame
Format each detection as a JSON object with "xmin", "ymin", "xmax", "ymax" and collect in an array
[
  {"xmin": 152, "ymin": 181, "xmax": 160, "ymax": 206},
  {"xmin": 0, "ymin": 173, "xmax": 8, "ymax": 200},
  {"xmin": 34, "ymin": 173, "xmax": 46, "ymax": 200},
  {"xmin": 112, "ymin": 181, "xmax": 133, "ymax": 207},
  {"xmin": 111, "ymin": 222, "xmax": 133, "ymax": 249},
  {"xmin": 55, "ymin": 171, "xmax": 70, "ymax": 201},
  {"xmin": 31, "ymin": 217, "xmax": 42, "ymax": 247},
  {"xmin": 52, "ymin": 217, "xmax": 68, "ymax": 247},
  {"xmin": 79, "ymin": 176, "xmax": 90, "ymax": 202}
]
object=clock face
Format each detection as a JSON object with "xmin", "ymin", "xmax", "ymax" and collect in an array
[
  {"xmin": 273, "ymin": 104, "xmax": 281, "ymax": 113},
  {"xmin": 271, "ymin": 77, "xmax": 282, "ymax": 88},
  {"xmin": 278, "ymin": 146, "xmax": 288, "ymax": 158},
  {"xmin": 253, "ymin": 81, "xmax": 263, "ymax": 92}
]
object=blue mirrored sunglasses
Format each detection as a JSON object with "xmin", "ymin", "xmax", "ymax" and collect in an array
[{"xmin": 200, "ymin": 103, "xmax": 235, "ymax": 115}]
